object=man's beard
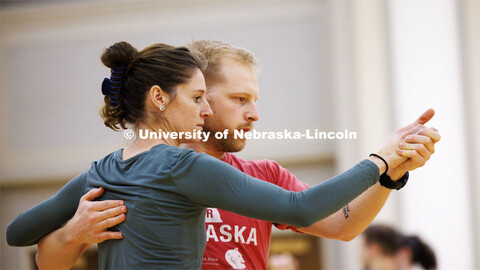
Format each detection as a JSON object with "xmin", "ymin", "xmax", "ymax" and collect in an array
[{"xmin": 203, "ymin": 119, "xmax": 248, "ymax": 153}]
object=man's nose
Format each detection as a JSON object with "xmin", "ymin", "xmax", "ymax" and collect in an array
[{"xmin": 245, "ymin": 103, "xmax": 259, "ymax": 122}]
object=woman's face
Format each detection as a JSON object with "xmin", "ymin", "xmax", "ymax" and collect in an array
[{"xmin": 163, "ymin": 68, "xmax": 212, "ymax": 143}]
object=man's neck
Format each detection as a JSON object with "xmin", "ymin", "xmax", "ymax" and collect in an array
[{"xmin": 181, "ymin": 142, "xmax": 227, "ymax": 160}]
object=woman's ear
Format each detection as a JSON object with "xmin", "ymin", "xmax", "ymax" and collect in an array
[{"xmin": 148, "ymin": 85, "xmax": 169, "ymax": 111}]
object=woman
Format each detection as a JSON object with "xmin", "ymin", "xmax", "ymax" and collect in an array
[{"xmin": 7, "ymin": 41, "xmax": 415, "ymax": 269}]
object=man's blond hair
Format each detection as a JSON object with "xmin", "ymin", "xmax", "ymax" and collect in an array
[{"xmin": 187, "ymin": 40, "xmax": 259, "ymax": 85}]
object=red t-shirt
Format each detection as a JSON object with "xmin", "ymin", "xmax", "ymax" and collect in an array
[{"xmin": 202, "ymin": 153, "xmax": 309, "ymax": 270}]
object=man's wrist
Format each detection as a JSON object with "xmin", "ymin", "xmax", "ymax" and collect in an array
[
  {"xmin": 60, "ymin": 222, "xmax": 82, "ymax": 246},
  {"xmin": 387, "ymin": 169, "xmax": 406, "ymax": 181}
]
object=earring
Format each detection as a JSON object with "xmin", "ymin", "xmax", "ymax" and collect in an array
[{"xmin": 159, "ymin": 104, "xmax": 165, "ymax": 112}]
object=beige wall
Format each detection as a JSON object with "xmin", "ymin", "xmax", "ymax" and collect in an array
[
  {"xmin": 460, "ymin": 1, "xmax": 480, "ymax": 268},
  {"xmin": 388, "ymin": 1, "xmax": 477, "ymax": 269}
]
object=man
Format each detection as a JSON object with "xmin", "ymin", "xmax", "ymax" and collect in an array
[{"xmin": 34, "ymin": 40, "xmax": 440, "ymax": 269}]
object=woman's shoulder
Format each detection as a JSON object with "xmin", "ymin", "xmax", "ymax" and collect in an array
[
  {"xmin": 88, "ymin": 149, "xmax": 122, "ymax": 166},
  {"xmin": 167, "ymin": 147, "xmax": 235, "ymax": 175},
  {"xmin": 146, "ymin": 144, "xmax": 206, "ymax": 172},
  {"xmin": 91, "ymin": 144, "xmax": 189, "ymax": 165},
  {"xmin": 149, "ymin": 144, "xmax": 197, "ymax": 160},
  {"xmin": 89, "ymin": 144, "xmax": 219, "ymax": 175}
]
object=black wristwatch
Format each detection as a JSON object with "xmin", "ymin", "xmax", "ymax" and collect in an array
[{"xmin": 379, "ymin": 171, "xmax": 409, "ymax": 190}]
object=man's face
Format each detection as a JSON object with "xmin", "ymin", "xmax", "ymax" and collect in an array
[{"xmin": 203, "ymin": 57, "xmax": 260, "ymax": 153}]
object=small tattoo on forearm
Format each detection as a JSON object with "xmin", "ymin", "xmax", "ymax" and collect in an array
[{"xmin": 343, "ymin": 204, "xmax": 350, "ymax": 219}]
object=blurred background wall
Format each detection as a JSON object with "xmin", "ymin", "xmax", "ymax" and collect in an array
[{"xmin": 1, "ymin": 0, "xmax": 478, "ymax": 269}]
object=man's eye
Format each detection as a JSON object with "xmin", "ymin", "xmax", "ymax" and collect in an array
[
  {"xmin": 237, "ymin": 97, "xmax": 245, "ymax": 102},
  {"xmin": 195, "ymin": 96, "xmax": 202, "ymax": 103}
]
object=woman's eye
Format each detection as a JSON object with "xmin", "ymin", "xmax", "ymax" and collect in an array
[{"xmin": 195, "ymin": 96, "xmax": 202, "ymax": 103}]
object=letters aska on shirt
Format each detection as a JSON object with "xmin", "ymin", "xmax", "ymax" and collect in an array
[{"xmin": 201, "ymin": 153, "xmax": 309, "ymax": 270}]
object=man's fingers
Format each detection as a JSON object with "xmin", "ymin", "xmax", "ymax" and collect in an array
[
  {"xmin": 96, "ymin": 231, "xmax": 124, "ymax": 244},
  {"xmin": 81, "ymin": 187, "xmax": 104, "ymax": 202},
  {"xmin": 98, "ymin": 214, "xmax": 126, "ymax": 229},
  {"xmin": 99, "ymin": 205, "xmax": 127, "ymax": 222},
  {"xmin": 415, "ymin": 108, "xmax": 435, "ymax": 125},
  {"xmin": 81, "ymin": 188, "xmax": 125, "ymax": 211},
  {"xmin": 405, "ymin": 135, "xmax": 435, "ymax": 153},
  {"xmin": 90, "ymin": 199, "xmax": 124, "ymax": 211}
]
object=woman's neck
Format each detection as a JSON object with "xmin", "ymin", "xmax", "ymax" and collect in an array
[
  {"xmin": 121, "ymin": 138, "xmax": 164, "ymax": 160},
  {"xmin": 136, "ymin": 122, "xmax": 179, "ymax": 145},
  {"xmin": 122, "ymin": 123, "xmax": 178, "ymax": 160}
]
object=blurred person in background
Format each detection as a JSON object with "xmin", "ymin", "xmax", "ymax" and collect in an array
[
  {"xmin": 361, "ymin": 224, "xmax": 437, "ymax": 270},
  {"xmin": 361, "ymin": 224, "xmax": 402, "ymax": 270},
  {"xmin": 396, "ymin": 235, "xmax": 437, "ymax": 270}
]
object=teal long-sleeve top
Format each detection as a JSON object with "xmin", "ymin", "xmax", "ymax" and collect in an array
[{"xmin": 7, "ymin": 144, "xmax": 380, "ymax": 269}]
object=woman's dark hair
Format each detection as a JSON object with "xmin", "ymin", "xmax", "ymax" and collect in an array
[
  {"xmin": 100, "ymin": 41, "xmax": 206, "ymax": 131},
  {"xmin": 402, "ymin": 235, "xmax": 437, "ymax": 269},
  {"xmin": 364, "ymin": 224, "xmax": 402, "ymax": 255}
]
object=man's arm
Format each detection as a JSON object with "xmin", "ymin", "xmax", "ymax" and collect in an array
[
  {"xmin": 36, "ymin": 227, "xmax": 89, "ymax": 270},
  {"xmin": 35, "ymin": 187, "xmax": 126, "ymax": 270},
  {"xmin": 298, "ymin": 182, "xmax": 391, "ymax": 240},
  {"xmin": 299, "ymin": 110, "xmax": 441, "ymax": 240}
]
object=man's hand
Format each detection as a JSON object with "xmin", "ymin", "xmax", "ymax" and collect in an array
[
  {"xmin": 63, "ymin": 187, "xmax": 126, "ymax": 245},
  {"xmin": 389, "ymin": 126, "xmax": 441, "ymax": 179},
  {"xmin": 35, "ymin": 187, "xmax": 127, "ymax": 270}
]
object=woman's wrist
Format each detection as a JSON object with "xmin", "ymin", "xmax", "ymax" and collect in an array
[{"xmin": 367, "ymin": 155, "xmax": 387, "ymax": 175}]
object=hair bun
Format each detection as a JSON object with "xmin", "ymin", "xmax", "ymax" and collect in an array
[{"xmin": 101, "ymin": 41, "xmax": 138, "ymax": 69}]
